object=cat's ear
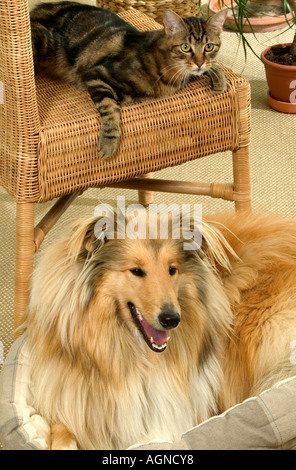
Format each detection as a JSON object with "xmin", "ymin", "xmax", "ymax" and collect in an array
[
  {"xmin": 163, "ymin": 10, "xmax": 187, "ymax": 36},
  {"xmin": 206, "ymin": 9, "xmax": 228, "ymax": 35}
]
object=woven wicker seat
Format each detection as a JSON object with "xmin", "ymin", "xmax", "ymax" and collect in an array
[
  {"xmin": 0, "ymin": 2, "xmax": 251, "ymax": 329},
  {"xmin": 96, "ymin": 0, "xmax": 201, "ymax": 23}
]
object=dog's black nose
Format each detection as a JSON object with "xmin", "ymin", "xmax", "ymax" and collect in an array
[{"xmin": 158, "ymin": 310, "xmax": 180, "ymax": 330}]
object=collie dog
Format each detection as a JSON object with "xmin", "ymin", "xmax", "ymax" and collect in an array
[{"xmin": 26, "ymin": 210, "xmax": 296, "ymax": 449}]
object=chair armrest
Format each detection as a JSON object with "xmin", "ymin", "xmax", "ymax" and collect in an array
[{"xmin": 0, "ymin": 0, "xmax": 40, "ymax": 201}]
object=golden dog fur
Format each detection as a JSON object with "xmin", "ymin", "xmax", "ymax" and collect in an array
[{"xmin": 25, "ymin": 210, "xmax": 296, "ymax": 449}]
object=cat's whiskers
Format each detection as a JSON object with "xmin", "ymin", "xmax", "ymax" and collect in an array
[
  {"xmin": 207, "ymin": 67, "xmax": 219, "ymax": 80},
  {"xmin": 206, "ymin": 66, "xmax": 222, "ymax": 87},
  {"xmin": 167, "ymin": 67, "xmax": 189, "ymax": 89},
  {"xmin": 159, "ymin": 62, "xmax": 180, "ymax": 74},
  {"xmin": 182, "ymin": 70, "xmax": 191, "ymax": 89},
  {"xmin": 157, "ymin": 62, "xmax": 181, "ymax": 86},
  {"xmin": 167, "ymin": 69, "xmax": 183, "ymax": 88}
]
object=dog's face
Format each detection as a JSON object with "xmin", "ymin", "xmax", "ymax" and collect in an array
[
  {"xmin": 74, "ymin": 209, "xmax": 206, "ymax": 354},
  {"xmin": 60, "ymin": 210, "xmax": 219, "ymax": 356},
  {"xmin": 87, "ymin": 237, "xmax": 185, "ymax": 353},
  {"xmin": 108, "ymin": 238, "xmax": 183, "ymax": 352}
]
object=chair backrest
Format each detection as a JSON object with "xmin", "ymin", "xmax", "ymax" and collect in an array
[
  {"xmin": 0, "ymin": 0, "xmax": 40, "ymax": 201},
  {"xmin": 95, "ymin": 0, "xmax": 201, "ymax": 23}
]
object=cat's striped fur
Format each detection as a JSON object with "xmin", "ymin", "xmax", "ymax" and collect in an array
[{"xmin": 31, "ymin": 2, "xmax": 228, "ymax": 158}]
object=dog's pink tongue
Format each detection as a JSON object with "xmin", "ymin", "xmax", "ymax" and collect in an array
[{"xmin": 141, "ymin": 317, "xmax": 168, "ymax": 346}]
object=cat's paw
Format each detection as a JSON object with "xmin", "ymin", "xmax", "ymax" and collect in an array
[
  {"xmin": 98, "ymin": 131, "xmax": 120, "ymax": 159},
  {"xmin": 206, "ymin": 65, "xmax": 227, "ymax": 94},
  {"xmin": 213, "ymin": 78, "xmax": 227, "ymax": 94}
]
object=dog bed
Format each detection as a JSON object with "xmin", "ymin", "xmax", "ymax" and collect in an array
[{"xmin": 1, "ymin": 334, "xmax": 296, "ymax": 450}]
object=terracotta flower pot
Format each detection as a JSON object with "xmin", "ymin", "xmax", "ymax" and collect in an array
[
  {"xmin": 209, "ymin": 0, "xmax": 294, "ymax": 33},
  {"xmin": 261, "ymin": 44, "xmax": 296, "ymax": 113}
]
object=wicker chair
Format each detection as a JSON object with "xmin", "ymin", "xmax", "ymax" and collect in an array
[
  {"xmin": 0, "ymin": 1, "xmax": 251, "ymax": 330},
  {"xmin": 96, "ymin": 0, "xmax": 201, "ymax": 23}
]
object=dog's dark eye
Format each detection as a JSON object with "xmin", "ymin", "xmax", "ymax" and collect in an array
[
  {"xmin": 130, "ymin": 267, "xmax": 145, "ymax": 277},
  {"xmin": 169, "ymin": 266, "xmax": 177, "ymax": 276}
]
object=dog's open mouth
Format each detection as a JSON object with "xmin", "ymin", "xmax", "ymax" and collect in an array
[{"xmin": 128, "ymin": 302, "xmax": 169, "ymax": 353}]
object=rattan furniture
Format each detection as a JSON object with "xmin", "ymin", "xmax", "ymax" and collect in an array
[
  {"xmin": 0, "ymin": 1, "xmax": 251, "ymax": 330},
  {"xmin": 96, "ymin": 0, "xmax": 201, "ymax": 23}
]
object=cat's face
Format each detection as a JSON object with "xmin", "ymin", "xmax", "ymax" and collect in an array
[{"xmin": 163, "ymin": 10, "xmax": 228, "ymax": 78}]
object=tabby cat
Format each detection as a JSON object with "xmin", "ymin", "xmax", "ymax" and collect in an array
[{"xmin": 31, "ymin": 2, "xmax": 228, "ymax": 159}]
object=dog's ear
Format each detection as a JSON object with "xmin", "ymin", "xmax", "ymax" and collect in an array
[
  {"xmin": 83, "ymin": 205, "xmax": 126, "ymax": 254},
  {"xmin": 66, "ymin": 212, "xmax": 115, "ymax": 261},
  {"xmin": 196, "ymin": 235, "xmax": 207, "ymax": 260},
  {"xmin": 200, "ymin": 221, "xmax": 235, "ymax": 271},
  {"xmin": 84, "ymin": 215, "xmax": 114, "ymax": 254},
  {"xmin": 83, "ymin": 221, "xmax": 105, "ymax": 253}
]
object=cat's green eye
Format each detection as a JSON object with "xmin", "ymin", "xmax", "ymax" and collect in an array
[
  {"xmin": 204, "ymin": 43, "xmax": 214, "ymax": 52},
  {"xmin": 180, "ymin": 43, "xmax": 191, "ymax": 53}
]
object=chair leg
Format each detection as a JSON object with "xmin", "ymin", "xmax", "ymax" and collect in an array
[
  {"xmin": 138, "ymin": 173, "xmax": 154, "ymax": 205},
  {"xmin": 232, "ymin": 146, "xmax": 252, "ymax": 211},
  {"xmin": 14, "ymin": 202, "xmax": 35, "ymax": 332}
]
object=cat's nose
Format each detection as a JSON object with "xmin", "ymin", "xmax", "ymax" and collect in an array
[{"xmin": 196, "ymin": 61, "xmax": 203, "ymax": 68}]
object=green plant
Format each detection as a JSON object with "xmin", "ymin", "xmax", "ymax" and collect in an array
[{"xmin": 216, "ymin": 0, "xmax": 296, "ymax": 58}]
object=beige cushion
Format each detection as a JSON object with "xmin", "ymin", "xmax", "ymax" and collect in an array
[{"xmin": 1, "ymin": 334, "xmax": 296, "ymax": 450}]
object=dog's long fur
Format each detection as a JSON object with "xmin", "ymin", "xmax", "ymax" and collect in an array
[{"xmin": 25, "ymin": 210, "xmax": 296, "ymax": 449}]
